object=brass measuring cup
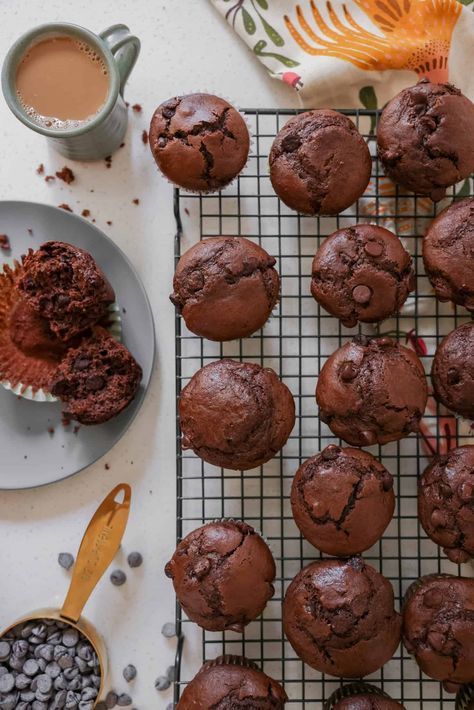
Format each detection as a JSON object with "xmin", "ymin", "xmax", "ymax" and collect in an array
[{"xmin": 0, "ymin": 483, "xmax": 131, "ymax": 704}]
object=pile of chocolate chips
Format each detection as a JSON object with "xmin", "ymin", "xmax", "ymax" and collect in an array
[{"xmin": 0, "ymin": 618, "xmax": 101, "ymax": 709}]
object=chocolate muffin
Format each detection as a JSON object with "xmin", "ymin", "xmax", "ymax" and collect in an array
[
  {"xmin": 431, "ymin": 322, "xmax": 474, "ymax": 420},
  {"xmin": 50, "ymin": 328, "xmax": 142, "ymax": 425},
  {"xmin": 171, "ymin": 237, "xmax": 279, "ymax": 341},
  {"xmin": 18, "ymin": 241, "xmax": 115, "ymax": 341},
  {"xmin": 177, "ymin": 656, "xmax": 287, "ymax": 709},
  {"xmin": 291, "ymin": 445, "xmax": 395, "ymax": 556},
  {"xmin": 403, "ymin": 574, "xmax": 474, "ymax": 685},
  {"xmin": 377, "ymin": 81, "xmax": 474, "ymax": 201},
  {"xmin": 418, "ymin": 445, "xmax": 474, "ymax": 564},
  {"xmin": 149, "ymin": 93, "xmax": 250, "ymax": 192},
  {"xmin": 179, "ymin": 359, "xmax": 295, "ymax": 470},
  {"xmin": 9, "ymin": 299, "xmax": 68, "ymax": 361},
  {"xmin": 283, "ymin": 558, "xmax": 401, "ymax": 677},
  {"xmin": 328, "ymin": 684, "xmax": 405, "ymax": 709},
  {"xmin": 316, "ymin": 336, "xmax": 428, "ymax": 446},
  {"xmin": 311, "ymin": 224, "xmax": 415, "ymax": 327},
  {"xmin": 423, "ymin": 198, "xmax": 474, "ymax": 312},
  {"xmin": 269, "ymin": 109, "xmax": 371, "ymax": 215},
  {"xmin": 165, "ymin": 520, "xmax": 275, "ymax": 632}
]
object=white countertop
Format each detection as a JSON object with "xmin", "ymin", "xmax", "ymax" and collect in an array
[{"xmin": 0, "ymin": 1, "xmax": 298, "ymax": 707}]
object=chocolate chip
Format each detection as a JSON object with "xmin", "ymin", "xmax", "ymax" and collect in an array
[
  {"xmin": 73, "ymin": 357, "xmax": 91, "ymax": 372},
  {"xmin": 447, "ymin": 368, "xmax": 461, "ymax": 385},
  {"xmin": 105, "ymin": 691, "xmax": 118, "ymax": 708},
  {"xmin": 85, "ymin": 375, "xmax": 105, "ymax": 392},
  {"xmin": 123, "ymin": 664, "xmax": 137, "ymax": 682},
  {"xmin": 352, "ymin": 284, "xmax": 372, "ymax": 304},
  {"xmin": 321, "ymin": 445, "xmax": 341, "ymax": 461},
  {"xmin": 0, "ymin": 673, "xmax": 14, "ymax": 692},
  {"xmin": 58, "ymin": 553, "xmax": 75, "ymax": 571},
  {"xmin": 164, "ymin": 563, "xmax": 173, "ymax": 579},
  {"xmin": 377, "ymin": 337, "xmax": 393, "ymax": 347},
  {"xmin": 161, "ymin": 623, "xmax": 176, "ymax": 638},
  {"xmin": 427, "ymin": 630, "xmax": 445, "ymax": 651},
  {"xmin": 192, "ymin": 558, "xmax": 211, "ymax": 580},
  {"xmin": 339, "ymin": 362, "xmax": 357, "ymax": 382},
  {"xmin": 127, "ymin": 552, "xmax": 143, "ymax": 569},
  {"xmin": 117, "ymin": 693, "xmax": 133, "ymax": 706},
  {"xmin": 381, "ymin": 472, "xmax": 394, "ymax": 491},
  {"xmin": 431, "ymin": 508, "xmax": 448, "ymax": 528},
  {"xmin": 56, "ymin": 294, "xmax": 70, "ymax": 307},
  {"xmin": 331, "ymin": 611, "xmax": 353, "ymax": 635},
  {"xmin": 0, "ymin": 642, "xmax": 11, "ymax": 661},
  {"xmin": 359, "ymin": 429, "xmax": 377, "ymax": 445},
  {"xmin": 458, "ymin": 480, "xmax": 474, "ymax": 502},
  {"xmin": 110, "ymin": 570, "xmax": 126, "ymax": 586},
  {"xmin": 155, "ymin": 675, "xmax": 171, "ymax": 691},
  {"xmin": 364, "ymin": 239, "xmax": 383, "ymax": 257}
]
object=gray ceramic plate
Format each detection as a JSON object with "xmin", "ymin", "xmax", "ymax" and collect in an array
[{"xmin": 0, "ymin": 201, "xmax": 155, "ymax": 490}]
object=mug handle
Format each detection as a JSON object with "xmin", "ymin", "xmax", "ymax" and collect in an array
[{"xmin": 100, "ymin": 24, "xmax": 141, "ymax": 96}]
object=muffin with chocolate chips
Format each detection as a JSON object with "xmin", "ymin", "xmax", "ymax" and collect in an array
[
  {"xmin": 311, "ymin": 224, "xmax": 415, "ymax": 327},
  {"xmin": 316, "ymin": 336, "xmax": 428, "ymax": 446},
  {"xmin": 423, "ymin": 198, "xmax": 474, "ymax": 312},
  {"xmin": 50, "ymin": 328, "xmax": 142, "ymax": 425},
  {"xmin": 149, "ymin": 93, "xmax": 250, "ymax": 192},
  {"xmin": 418, "ymin": 445, "xmax": 474, "ymax": 564},
  {"xmin": 179, "ymin": 359, "xmax": 295, "ymax": 470},
  {"xmin": 403, "ymin": 574, "xmax": 474, "ymax": 686},
  {"xmin": 18, "ymin": 241, "xmax": 115, "ymax": 341},
  {"xmin": 165, "ymin": 520, "xmax": 275, "ymax": 632},
  {"xmin": 291, "ymin": 445, "xmax": 395, "ymax": 556},
  {"xmin": 377, "ymin": 80, "xmax": 474, "ymax": 201},
  {"xmin": 327, "ymin": 684, "xmax": 405, "ymax": 709},
  {"xmin": 269, "ymin": 109, "xmax": 371, "ymax": 215},
  {"xmin": 177, "ymin": 656, "xmax": 287, "ymax": 709},
  {"xmin": 283, "ymin": 558, "xmax": 401, "ymax": 677},
  {"xmin": 171, "ymin": 237, "xmax": 280, "ymax": 341},
  {"xmin": 431, "ymin": 322, "xmax": 474, "ymax": 420}
]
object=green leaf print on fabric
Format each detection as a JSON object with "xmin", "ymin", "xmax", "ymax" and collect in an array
[
  {"xmin": 254, "ymin": 0, "xmax": 269, "ymax": 8},
  {"xmin": 253, "ymin": 39, "xmax": 300, "ymax": 66},
  {"xmin": 258, "ymin": 13, "xmax": 285, "ymax": 46},
  {"xmin": 242, "ymin": 7, "xmax": 257, "ymax": 33},
  {"xmin": 359, "ymin": 85, "xmax": 378, "ymax": 132}
]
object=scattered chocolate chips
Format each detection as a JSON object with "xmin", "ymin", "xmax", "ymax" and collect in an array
[
  {"xmin": 104, "ymin": 463, "xmax": 110, "ymax": 470},
  {"xmin": 141, "ymin": 130, "xmax": 148, "ymax": 145},
  {"xmin": 0, "ymin": 234, "xmax": 11, "ymax": 251},
  {"xmin": 155, "ymin": 675, "xmax": 170, "ymax": 691},
  {"xmin": 352, "ymin": 284, "xmax": 372, "ymax": 304},
  {"xmin": 122, "ymin": 665, "xmax": 136, "ymax": 683},
  {"xmin": 364, "ymin": 239, "xmax": 383, "ymax": 257},
  {"xmin": 105, "ymin": 156, "xmax": 112, "ymax": 169},
  {"xmin": 58, "ymin": 204, "xmax": 73, "ymax": 212},
  {"xmin": 55, "ymin": 166, "xmax": 75, "ymax": 184},
  {"xmin": 58, "ymin": 553, "xmax": 75, "ymax": 571},
  {"xmin": 127, "ymin": 552, "xmax": 143, "ymax": 569},
  {"xmin": 161, "ymin": 623, "xmax": 176, "ymax": 638},
  {"xmin": 117, "ymin": 693, "xmax": 132, "ymax": 706},
  {"xmin": 110, "ymin": 570, "xmax": 126, "ymax": 586},
  {"xmin": 131, "ymin": 104, "xmax": 142, "ymax": 113},
  {"xmin": 132, "ymin": 199, "xmax": 139, "ymax": 205},
  {"xmin": 105, "ymin": 690, "xmax": 118, "ymax": 708}
]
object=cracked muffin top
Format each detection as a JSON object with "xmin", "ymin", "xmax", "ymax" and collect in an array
[
  {"xmin": 179, "ymin": 359, "xmax": 295, "ymax": 470},
  {"xmin": 283, "ymin": 558, "xmax": 401, "ymax": 678},
  {"xmin": 149, "ymin": 93, "xmax": 250, "ymax": 192},
  {"xmin": 311, "ymin": 224, "xmax": 415, "ymax": 327},
  {"xmin": 423, "ymin": 198, "xmax": 474, "ymax": 312},
  {"xmin": 431, "ymin": 322, "xmax": 474, "ymax": 420},
  {"xmin": 316, "ymin": 336, "xmax": 428, "ymax": 447},
  {"xmin": 403, "ymin": 574, "xmax": 474, "ymax": 685},
  {"xmin": 377, "ymin": 80, "xmax": 474, "ymax": 201},
  {"xmin": 332, "ymin": 692, "xmax": 405, "ymax": 709},
  {"xmin": 269, "ymin": 109, "xmax": 371, "ymax": 215},
  {"xmin": 291, "ymin": 445, "xmax": 395, "ymax": 556},
  {"xmin": 418, "ymin": 445, "xmax": 474, "ymax": 565},
  {"xmin": 177, "ymin": 656, "xmax": 287, "ymax": 709},
  {"xmin": 171, "ymin": 236, "xmax": 280, "ymax": 341},
  {"xmin": 165, "ymin": 520, "xmax": 275, "ymax": 632},
  {"xmin": 18, "ymin": 241, "xmax": 115, "ymax": 342}
]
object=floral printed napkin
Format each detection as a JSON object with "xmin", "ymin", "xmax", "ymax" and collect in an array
[{"xmin": 211, "ymin": 0, "xmax": 474, "ymax": 109}]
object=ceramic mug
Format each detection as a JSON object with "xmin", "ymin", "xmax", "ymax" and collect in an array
[{"xmin": 1, "ymin": 22, "xmax": 140, "ymax": 161}]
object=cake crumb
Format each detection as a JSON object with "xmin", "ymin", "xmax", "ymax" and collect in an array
[
  {"xmin": 184, "ymin": 207, "xmax": 190, "ymax": 216},
  {"xmin": 132, "ymin": 198, "xmax": 140, "ymax": 205},
  {"xmin": 58, "ymin": 203, "xmax": 73, "ymax": 212},
  {"xmin": 132, "ymin": 103, "xmax": 142, "ymax": 113},
  {"xmin": 36, "ymin": 163, "xmax": 45, "ymax": 175},
  {"xmin": 45, "ymin": 175, "xmax": 55, "ymax": 183},
  {"xmin": 55, "ymin": 166, "xmax": 75, "ymax": 184},
  {"xmin": 120, "ymin": 142, "xmax": 125, "ymax": 148},
  {"xmin": 73, "ymin": 425, "xmax": 80, "ymax": 435},
  {"xmin": 141, "ymin": 130, "xmax": 148, "ymax": 145},
  {"xmin": 81, "ymin": 209, "xmax": 91, "ymax": 218},
  {"xmin": 47, "ymin": 427, "xmax": 55, "ymax": 436},
  {"xmin": 106, "ymin": 220, "xmax": 112, "ymax": 226},
  {"xmin": 105, "ymin": 463, "xmax": 110, "ymax": 470},
  {"xmin": 105, "ymin": 156, "xmax": 112, "ymax": 169},
  {"xmin": 27, "ymin": 228, "xmax": 33, "ymax": 236},
  {"xmin": 0, "ymin": 234, "xmax": 11, "ymax": 250}
]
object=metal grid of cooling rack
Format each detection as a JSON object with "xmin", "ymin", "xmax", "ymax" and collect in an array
[{"xmin": 173, "ymin": 108, "xmax": 474, "ymax": 709}]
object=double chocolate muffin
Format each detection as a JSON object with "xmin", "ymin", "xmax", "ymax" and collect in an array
[
  {"xmin": 177, "ymin": 656, "xmax": 287, "ymax": 709},
  {"xmin": 327, "ymin": 684, "xmax": 405, "ymax": 709},
  {"xmin": 431, "ymin": 322, "xmax": 474, "ymax": 420},
  {"xmin": 423, "ymin": 198, "xmax": 474, "ymax": 312},
  {"xmin": 311, "ymin": 224, "xmax": 415, "ymax": 327},
  {"xmin": 179, "ymin": 359, "xmax": 295, "ymax": 470},
  {"xmin": 403, "ymin": 574, "xmax": 474, "ymax": 686},
  {"xmin": 171, "ymin": 236, "xmax": 280, "ymax": 341},
  {"xmin": 377, "ymin": 80, "xmax": 474, "ymax": 201},
  {"xmin": 18, "ymin": 241, "xmax": 115, "ymax": 341},
  {"xmin": 165, "ymin": 520, "xmax": 275, "ymax": 632},
  {"xmin": 418, "ymin": 445, "xmax": 474, "ymax": 564},
  {"xmin": 269, "ymin": 109, "xmax": 371, "ymax": 215},
  {"xmin": 283, "ymin": 558, "xmax": 401, "ymax": 678},
  {"xmin": 316, "ymin": 336, "xmax": 428, "ymax": 446},
  {"xmin": 9, "ymin": 299, "xmax": 69, "ymax": 361},
  {"xmin": 149, "ymin": 93, "xmax": 250, "ymax": 192},
  {"xmin": 51, "ymin": 328, "xmax": 142, "ymax": 425},
  {"xmin": 291, "ymin": 445, "xmax": 395, "ymax": 556}
]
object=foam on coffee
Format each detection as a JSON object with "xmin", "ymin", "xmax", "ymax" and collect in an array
[{"xmin": 16, "ymin": 35, "xmax": 109, "ymax": 130}]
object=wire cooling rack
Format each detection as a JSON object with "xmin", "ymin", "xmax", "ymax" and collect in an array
[{"xmin": 173, "ymin": 108, "xmax": 474, "ymax": 709}]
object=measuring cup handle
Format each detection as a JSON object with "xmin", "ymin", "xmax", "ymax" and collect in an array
[
  {"xmin": 60, "ymin": 484, "xmax": 132, "ymax": 624},
  {"xmin": 100, "ymin": 24, "xmax": 141, "ymax": 96}
]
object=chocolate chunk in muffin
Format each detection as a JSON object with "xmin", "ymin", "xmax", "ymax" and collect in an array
[
  {"xmin": 269, "ymin": 109, "xmax": 371, "ymax": 215},
  {"xmin": 149, "ymin": 93, "xmax": 250, "ymax": 192},
  {"xmin": 418, "ymin": 445, "xmax": 474, "ymax": 564},
  {"xmin": 165, "ymin": 520, "xmax": 275, "ymax": 632},
  {"xmin": 377, "ymin": 80, "xmax": 474, "ymax": 201},
  {"xmin": 171, "ymin": 236, "xmax": 280, "ymax": 341},
  {"xmin": 291, "ymin": 445, "xmax": 395, "ymax": 556},
  {"xmin": 431, "ymin": 322, "xmax": 474, "ymax": 420},
  {"xmin": 283, "ymin": 558, "xmax": 401, "ymax": 678},
  {"xmin": 311, "ymin": 224, "xmax": 415, "ymax": 327},
  {"xmin": 18, "ymin": 241, "xmax": 115, "ymax": 341},
  {"xmin": 423, "ymin": 198, "xmax": 474, "ymax": 312},
  {"xmin": 316, "ymin": 336, "xmax": 428, "ymax": 446},
  {"xmin": 51, "ymin": 328, "xmax": 142, "ymax": 425},
  {"xmin": 179, "ymin": 359, "xmax": 295, "ymax": 470},
  {"xmin": 177, "ymin": 656, "xmax": 287, "ymax": 709},
  {"xmin": 403, "ymin": 574, "xmax": 474, "ymax": 685}
]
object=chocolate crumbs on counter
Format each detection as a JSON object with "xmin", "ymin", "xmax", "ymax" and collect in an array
[
  {"xmin": 0, "ymin": 235, "xmax": 11, "ymax": 250},
  {"xmin": 184, "ymin": 207, "xmax": 190, "ymax": 216},
  {"xmin": 81, "ymin": 209, "xmax": 91, "ymax": 218},
  {"xmin": 55, "ymin": 166, "xmax": 75, "ymax": 184},
  {"xmin": 141, "ymin": 130, "xmax": 148, "ymax": 145},
  {"xmin": 73, "ymin": 425, "xmax": 80, "ymax": 435},
  {"xmin": 45, "ymin": 175, "xmax": 55, "ymax": 183},
  {"xmin": 132, "ymin": 103, "xmax": 142, "ymax": 113},
  {"xmin": 132, "ymin": 198, "xmax": 140, "ymax": 205},
  {"xmin": 105, "ymin": 156, "xmax": 112, "ymax": 169},
  {"xmin": 58, "ymin": 203, "xmax": 73, "ymax": 212},
  {"xmin": 105, "ymin": 463, "xmax": 110, "ymax": 470},
  {"xmin": 36, "ymin": 163, "xmax": 44, "ymax": 175},
  {"xmin": 47, "ymin": 427, "xmax": 55, "ymax": 436},
  {"xmin": 120, "ymin": 142, "xmax": 125, "ymax": 148},
  {"xmin": 106, "ymin": 220, "xmax": 112, "ymax": 226},
  {"xmin": 27, "ymin": 228, "xmax": 33, "ymax": 236}
]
